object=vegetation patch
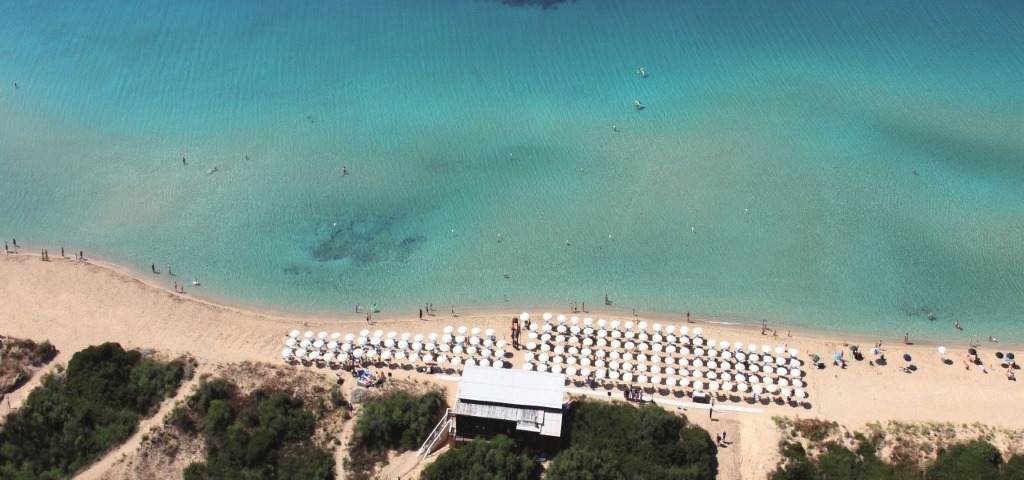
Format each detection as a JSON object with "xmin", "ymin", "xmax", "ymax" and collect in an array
[
  {"xmin": 175, "ymin": 377, "xmax": 335, "ymax": 480},
  {"xmin": 545, "ymin": 400, "xmax": 715, "ymax": 480},
  {"xmin": 0, "ymin": 342, "xmax": 186, "ymax": 478},
  {"xmin": 346, "ymin": 389, "xmax": 447, "ymax": 480},
  {"xmin": 421, "ymin": 434, "xmax": 539, "ymax": 480},
  {"xmin": 772, "ymin": 422, "xmax": 1024, "ymax": 480},
  {"xmin": 0, "ymin": 335, "xmax": 57, "ymax": 396}
]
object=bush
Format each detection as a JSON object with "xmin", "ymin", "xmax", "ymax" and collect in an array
[
  {"xmin": 546, "ymin": 401, "xmax": 715, "ymax": 480},
  {"xmin": 184, "ymin": 379, "xmax": 334, "ymax": 480},
  {"xmin": 926, "ymin": 440, "xmax": 1002, "ymax": 480},
  {"xmin": 422, "ymin": 435, "xmax": 539, "ymax": 480},
  {"xmin": 353, "ymin": 390, "xmax": 446, "ymax": 451},
  {"xmin": 347, "ymin": 389, "xmax": 446, "ymax": 480},
  {"xmin": 0, "ymin": 342, "xmax": 185, "ymax": 478},
  {"xmin": 1001, "ymin": 455, "xmax": 1024, "ymax": 480}
]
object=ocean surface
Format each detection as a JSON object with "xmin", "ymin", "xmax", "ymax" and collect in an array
[{"xmin": 1, "ymin": 0, "xmax": 1022, "ymax": 343}]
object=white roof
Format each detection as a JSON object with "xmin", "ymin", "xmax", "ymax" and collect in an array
[{"xmin": 457, "ymin": 365, "xmax": 565, "ymax": 409}]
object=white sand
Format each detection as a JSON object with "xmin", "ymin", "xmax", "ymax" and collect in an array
[{"xmin": 1, "ymin": 253, "xmax": 1022, "ymax": 479}]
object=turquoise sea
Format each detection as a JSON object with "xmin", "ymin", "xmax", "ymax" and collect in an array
[{"xmin": 1, "ymin": 0, "xmax": 1022, "ymax": 343}]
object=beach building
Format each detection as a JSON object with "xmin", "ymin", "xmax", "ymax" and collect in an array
[{"xmin": 419, "ymin": 366, "xmax": 567, "ymax": 456}]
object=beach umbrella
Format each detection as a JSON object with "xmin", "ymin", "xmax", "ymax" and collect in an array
[
  {"xmin": 521, "ymin": 363, "xmax": 534, "ymax": 371},
  {"xmin": 285, "ymin": 338, "xmax": 297, "ymax": 347},
  {"xmin": 570, "ymin": 316, "xmax": 580, "ymax": 325},
  {"xmin": 308, "ymin": 351, "xmax": 320, "ymax": 361},
  {"xmin": 737, "ymin": 383, "xmax": 748, "ymax": 392},
  {"xmin": 748, "ymin": 344, "xmax": 758, "ymax": 353},
  {"xmin": 665, "ymin": 377, "xmax": 677, "ymax": 387},
  {"xmin": 543, "ymin": 312, "xmax": 553, "ymax": 321},
  {"xmin": 281, "ymin": 348, "xmax": 293, "ymax": 359},
  {"xmin": 938, "ymin": 346, "xmax": 948, "ymax": 358},
  {"xmin": 451, "ymin": 356, "xmax": 461, "ymax": 366},
  {"xmin": 790, "ymin": 368, "xmax": 801, "ymax": 377},
  {"xmin": 520, "ymin": 312, "xmax": 530, "ymax": 321},
  {"xmin": 493, "ymin": 360, "xmax": 504, "ymax": 368},
  {"xmin": 323, "ymin": 352, "xmax": 336, "ymax": 363},
  {"xmin": 693, "ymin": 327, "xmax": 703, "ymax": 336},
  {"xmin": 903, "ymin": 354, "xmax": 912, "ymax": 362},
  {"xmin": 289, "ymin": 330, "xmax": 301, "ymax": 338},
  {"xmin": 457, "ymin": 326, "xmax": 468, "ymax": 335},
  {"xmin": 400, "ymin": 332, "xmax": 411, "ymax": 341},
  {"xmin": 328, "ymin": 341, "xmax": 339, "ymax": 350},
  {"xmin": 557, "ymin": 314, "xmax": 567, "ymax": 324},
  {"xmin": 300, "ymin": 339, "xmax": 311, "ymax": 349},
  {"xmin": 1008, "ymin": 353, "xmax": 1016, "ymax": 361},
  {"xmin": 313, "ymin": 339, "xmax": 325, "ymax": 349}
]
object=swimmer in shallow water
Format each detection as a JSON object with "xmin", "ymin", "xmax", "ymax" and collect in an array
[{"xmin": 207, "ymin": 166, "xmax": 219, "ymax": 175}]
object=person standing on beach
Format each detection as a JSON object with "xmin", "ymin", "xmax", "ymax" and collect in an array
[
  {"xmin": 61, "ymin": 247, "xmax": 65, "ymax": 258},
  {"xmin": 356, "ymin": 303, "xmax": 361, "ymax": 313},
  {"xmin": 419, "ymin": 308, "xmax": 423, "ymax": 320},
  {"xmin": 151, "ymin": 263, "xmax": 157, "ymax": 273},
  {"xmin": 904, "ymin": 333, "xmax": 909, "ymax": 344},
  {"xmin": 168, "ymin": 265, "xmax": 173, "ymax": 275},
  {"xmin": 4, "ymin": 241, "xmax": 7, "ymax": 253},
  {"xmin": 451, "ymin": 305, "xmax": 455, "ymax": 317},
  {"xmin": 12, "ymin": 239, "xmax": 17, "ymax": 248}
]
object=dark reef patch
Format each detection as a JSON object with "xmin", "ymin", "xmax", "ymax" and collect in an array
[
  {"xmin": 312, "ymin": 215, "xmax": 425, "ymax": 265},
  {"xmin": 494, "ymin": 0, "xmax": 576, "ymax": 10}
]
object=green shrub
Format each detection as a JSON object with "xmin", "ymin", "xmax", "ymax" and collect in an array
[
  {"xmin": 347, "ymin": 389, "xmax": 446, "ymax": 480},
  {"xmin": 422, "ymin": 435, "xmax": 539, "ymax": 480},
  {"xmin": 1001, "ymin": 454, "xmax": 1024, "ymax": 480},
  {"xmin": 926, "ymin": 440, "xmax": 1002, "ymax": 480},
  {"xmin": 0, "ymin": 342, "xmax": 185, "ymax": 478},
  {"xmin": 546, "ymin": 401, "xmax": 714, "ymax": 480},
  {"xmin": 353, "ymin": 390, "xmax": 446, "ymax": 451},
  {"xmin": 184, "ymin": 379, "xmax": 333, "ymax": 480}
]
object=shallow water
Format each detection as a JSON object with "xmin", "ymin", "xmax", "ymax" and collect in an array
[{"xmin": 1, "ymin": 0, "xmax": 1022, "ymax": 343}]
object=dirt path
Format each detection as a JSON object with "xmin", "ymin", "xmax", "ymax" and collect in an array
[{"xmin": 73, "ymin": 367, "xmax": 206, "ymax": 480}]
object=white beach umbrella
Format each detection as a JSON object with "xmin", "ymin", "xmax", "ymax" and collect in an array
[
  {"xmin": 451, "ymin": 356, "xmax": 462, "ymax": 366},
  {"xmin": 584, "ymin": 317, "xmax": 594, "ymax": 326},
  {"xmin": 323, "ymin": 352, "xmax": 335, "ymax": 363},
  {"xmin": 679, "ymin": 326, "xmax": 690, "ymax": 336},
  {"xmin": 400, "ymin": 332, "xmax": 411, "ymax": 341},
  {"xmin": 328, "ymin": 341, "xmax": 339, "ymax": 350},
  {"xmin": 766, "ymin": 384, "xmax": 778, "ymax": 393},
  {"xmin": 308, "ymin": 351, "xmax": 320, "ymax": 361},
  {"xmin": 567, "ymin": 366, "xmax": 578, "ymax": 376},
  {"xmin": 678, "ymin": 358, "xmax": 690, "ymax": 367},
  {"xmin": 394, "ymin": 351, "xmax": 406, "ymax": 360},
  {"xmin": 937, "ymin": 346, "xmax": 948, "ymax": 358},
  {"xmin": 304, "ymin": 331, "xmax": 315, "ymax": 339},
  {"xmin": 281, "ymin": 348, "xmax": 293, "ymax": 359},
  {"xmin": 692, "ymin": 380, "xmax": 704, "ymax": 391},
  {"xmin": 752, "ymin": 385, "xmax": 763, "ymax": 394},
  {"xmin": 359, "ymin": 329, "xmax": 370, "ymax": 338},
  {"xmin": 778, "ymin": 378, "xmax": 790, "ymax": 387},
  {"xmin": 693, "ymin": 338, "xmax": 703, "ymax": 346},
  {"xmin": 795, "ymin": 389, "xmax": 806, "ymax": 398},
  {"xmin": 693, "ymin": 370, "xmax": 704, "ymax": 379},
  {"xmin": 709, "ymin": 381, "xmax": 720, "ymax": 391},
  {"xmin": 457, "ymin": 326, "xmax": 468, "ymax": 335},
  {"xmin": 788, "ymin": 348, "xmax": 798, "ymax": 357},
  {"xmin": 380, "ymin": 351, "xmax": 392, "ymax": 361},
  {"xmin": 735, "ymin": 363, "xmax": 745, "ymax": 371},
  {"xmin": 722, "ymin": 382, "xmax": 733, "ymax": 392},
  {"xmin": 313, "ymin": 339, "xmax": 325, "ymax": 349},
  {"xmin": 556, "ymin": 314, "xmax": 567, "ymax": 324},
  {"xmin": 622, "ymin": 372, "xmax": 632, "ymax": 382},
  {"xmin": 493, "ymin": 360, "xmax": 504, "ymax": 368},
  {"xmin": 520, "ymin": 312, "xmax": 530, "ymax": 321},
  {"xmin": 570, "ymin": 316, "xmax": 580, "ymax": 325},
  {"xmin": 762, "ymin": 345, "xmax": 772, "ymax": 354},
  {"xmin": 342, "ymin": 343, "xmax": 352, "ymax": 352},
  {"xmin": 289, "ymin": 330, "xmax": 301, "ymax": 338},
  {"xmin": 423, "ymin": 354, "xmax": 433, "ymax": 363},
  {"xmin": 693, "ymin": 327, "xmax": 703, "ymax": 336},
  {"xmin": 738, "ymin": 383, "xmax": 748, "ymax": 392},
  {"xmin": 285, "ymin": 338, "xmax": 297, "ymax": 347},
  {"xmin": 300, "ymin": 339, "xmax": 311, "ymax": 349},
  {"xmin": 444, "ymin": 325, "xmax": 454, "ymax": 334},
  {"xmin": 543, "ymin": 312, "xmax": 553, "ymax": 321}
]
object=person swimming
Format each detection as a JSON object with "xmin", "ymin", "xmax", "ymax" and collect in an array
[
  {"xmin": 634, "ymin": 99, "xmax": 644, "ymax": 110},
  {"xmin": 637, "ymin": 67, "xmax": 647, "ymax": 78},
  {"xmin": 207, "ymin": 166, "xmax": 219, "ymax": 175},
  {"xmin": 192, "ymin": 278, "xmax": 201, "ymax": 286}
]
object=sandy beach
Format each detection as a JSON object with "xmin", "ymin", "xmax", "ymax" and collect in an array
[{"xmin": 1, "ymin": 252, "xmax": 1022, "ymax": 478}]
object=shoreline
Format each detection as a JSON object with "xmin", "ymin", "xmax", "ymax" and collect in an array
[
  {"xmin": 2, "ymin": 251, "xmax": 1023, "ymax": 432},
  {"xmin": 0, "ymin": 246, "xmax": 1007, "ymax": 350}
]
